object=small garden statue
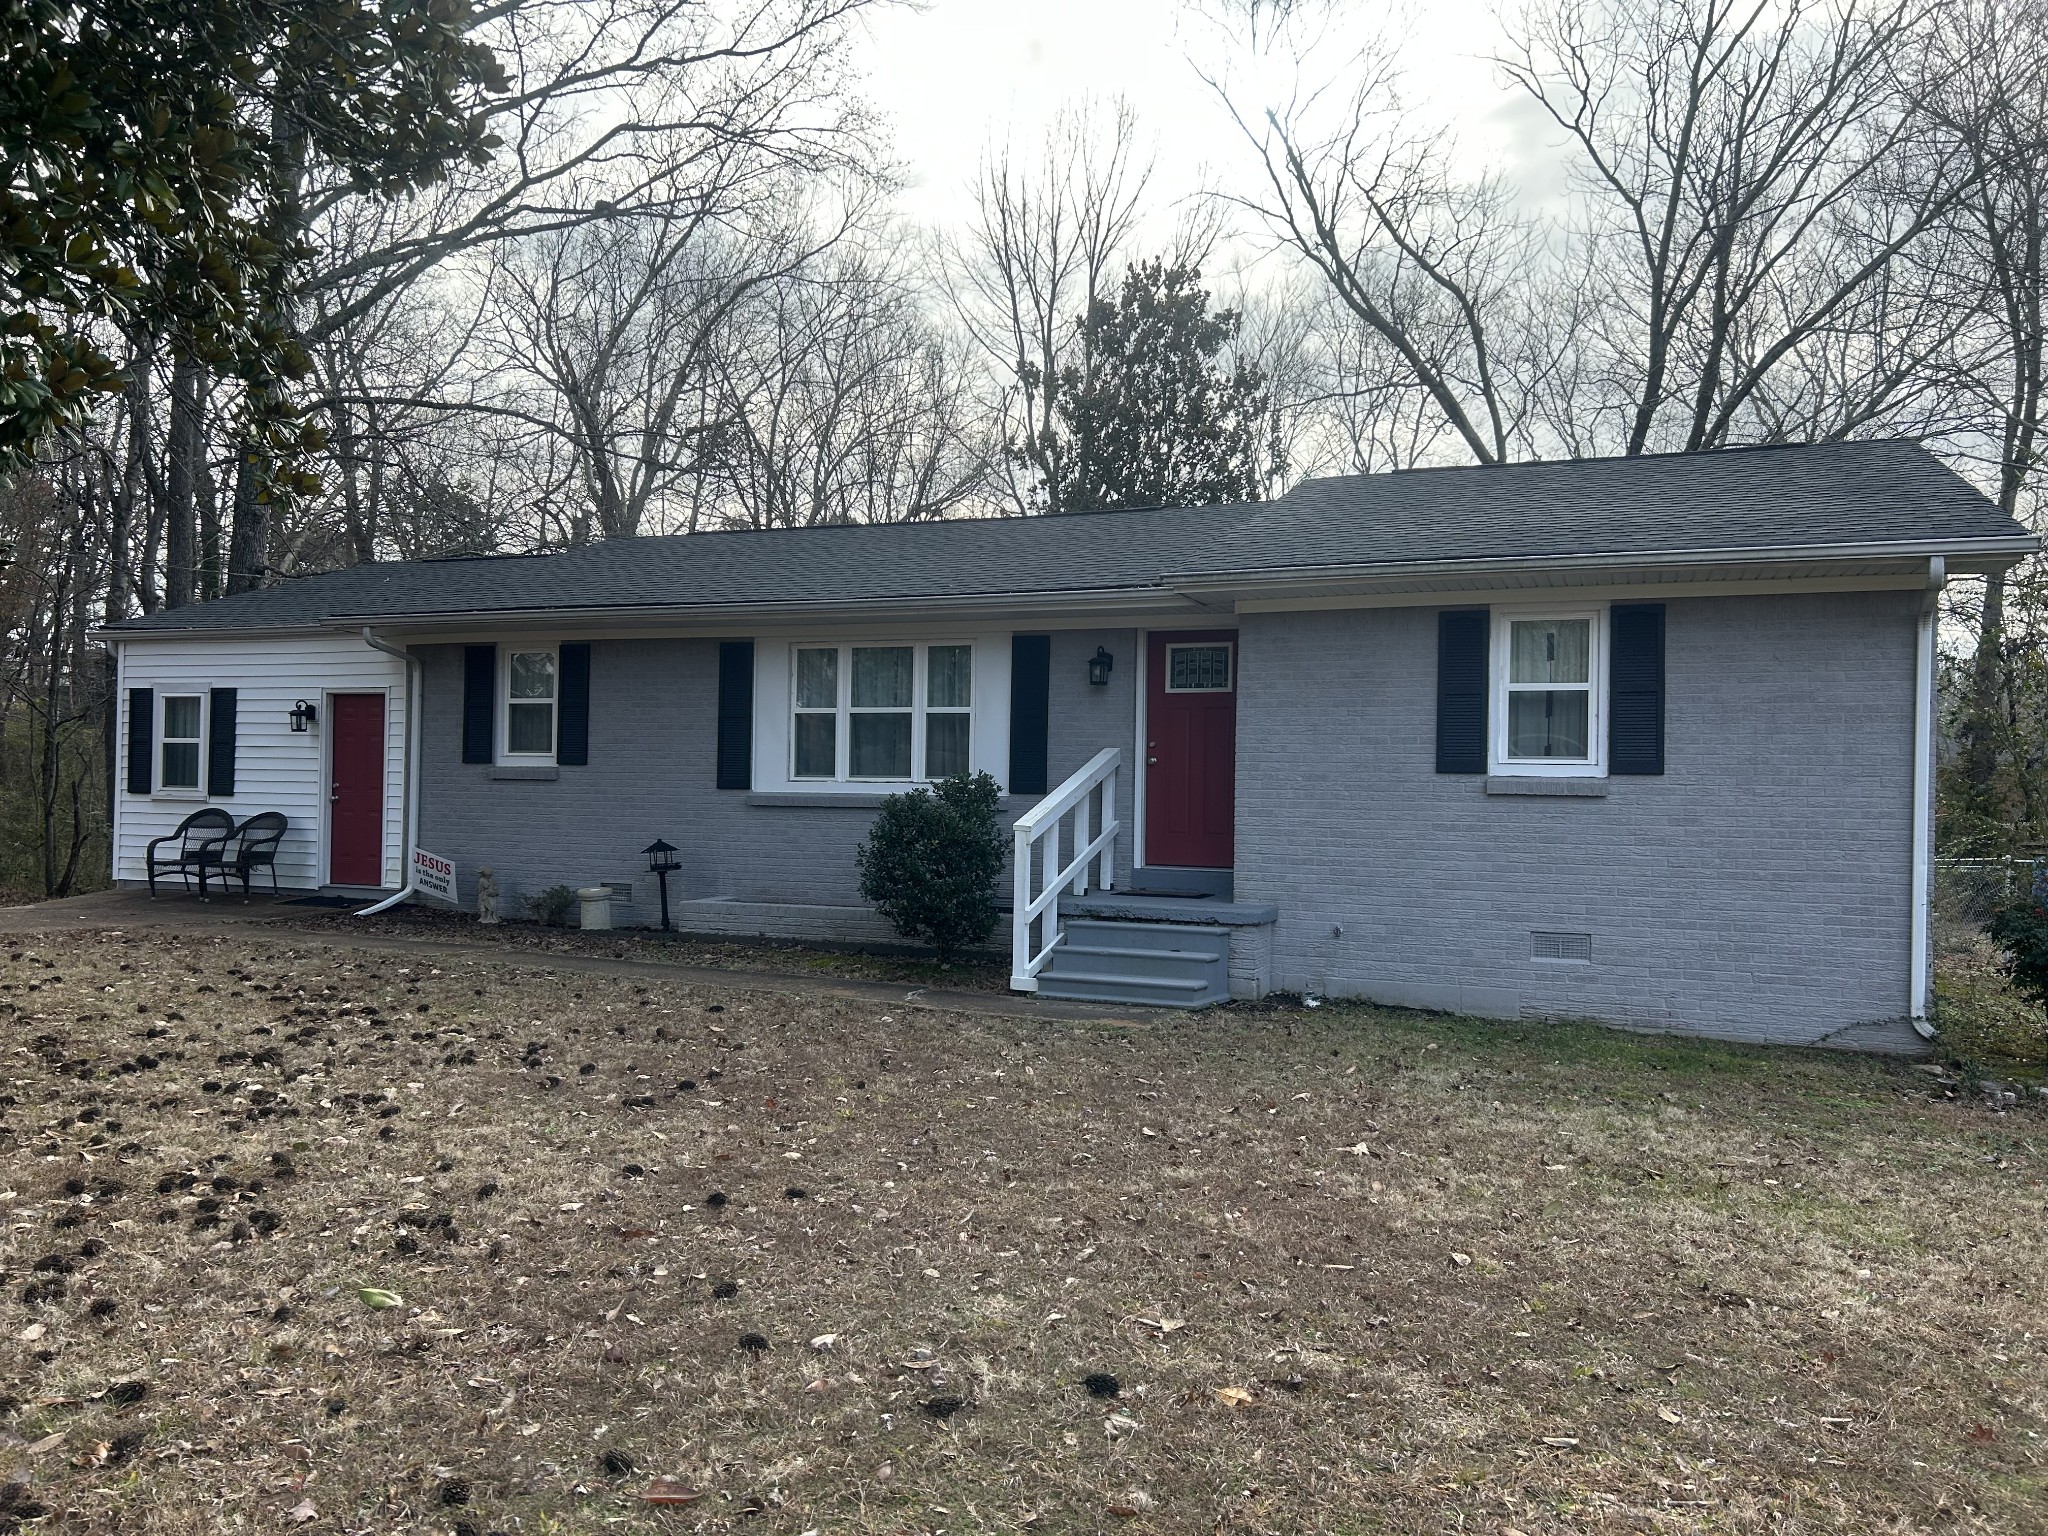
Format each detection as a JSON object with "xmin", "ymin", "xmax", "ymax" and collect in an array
[{"xmin": 476, "ymin": 867, "xmax": 500, "ymax": 926}]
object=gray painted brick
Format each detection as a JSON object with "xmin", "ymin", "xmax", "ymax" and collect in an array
[
  {"xmin": 415, "ymin": 629, "xmax": 1142, "ymax": 923},
  {"xmin": 1233, "ymin": 592, "xmax": 1924, "ymax": 1049}
]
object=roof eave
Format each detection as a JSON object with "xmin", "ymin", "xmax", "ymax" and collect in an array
[
  {"xmin": 1163, "ymin": 535, "xmax": 2038, "ymax": 597},
  {"xmin": 100, "ymin": 581, "xmax": 1228, "ymax": 641}
]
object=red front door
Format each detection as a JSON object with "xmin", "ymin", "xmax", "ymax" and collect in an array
[
  {"xmin": 328, "ymin": 693, "xmax": 386, "ymax": 887},
  {"xmin": 1145, "ymin": 631, "xmax": 1237, "ymax": 869}
]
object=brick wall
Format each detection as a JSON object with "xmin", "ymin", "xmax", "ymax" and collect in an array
[
  {"xmin": 414, "ymin": 629, "xmax": 1141, "ymax": 926},
  {"xmin": 1233, "ymin": 591, "xmax": 1923, "ymax": 1049}
]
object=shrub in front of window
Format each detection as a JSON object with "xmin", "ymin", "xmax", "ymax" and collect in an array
[
  {"xmin": 856, "ymin": 772, "xmax": 1004, "ymax": 962},
  {"xmin": 526, "ymin": 883, "xmax": 577, "ymax": 927}
]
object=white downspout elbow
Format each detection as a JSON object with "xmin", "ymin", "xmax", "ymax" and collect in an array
[{"xmin": 355, "ymin": 628, "xmax": 422, "ymax": 917}]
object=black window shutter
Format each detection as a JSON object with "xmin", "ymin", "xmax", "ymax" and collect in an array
[
  {"xmin": 462, "ymin": 645, "xmax": 495, "ymax": 764},
  {"xmin": 126, "ymin": 688, "xmax": 154, "ymax": 795},
  {"xmin": 716, "ymin": 640, "xmax": 754, "ymax": 790},
  {"xmin": 206, "ymin": 687, "xmax": 237, "ymax": 796},
  {"xmin": 1009, "ymin": 634, "xmax": 1052, "ymax": 794},
  {"xmin": 557, "ymin": 643, "xmax": 590, "ymax": 765},
  {"xmin": 1435, "ymin": 609, "xmax": 1489, "ymax": 774},
  {"xmin": 1609, "ymin": 603, "xmax": 1666, "ymax": 775}
]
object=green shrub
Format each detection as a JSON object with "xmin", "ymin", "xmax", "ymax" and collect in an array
[
  {"xmin": 526, "ymin": 883, "xmax": 578, "ymax": 927},
  {"xmin": 1988, "ymin": 899, "xmax": 2048, "ymax": 1012},
  {"xmin": 856, "ymin": 772, "xmax": 1005, "ymax": 962}
]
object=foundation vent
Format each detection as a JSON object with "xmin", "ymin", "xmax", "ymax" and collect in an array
[{"xmin": 1532, "ymin": 930, "xmax": 1593, "ymax": 963}]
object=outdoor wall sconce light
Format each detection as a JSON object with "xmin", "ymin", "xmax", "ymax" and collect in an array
[
  {"xmin": 1088, "ymin": 646, "xmax": 1114, "ymax": 687},
  {"xmin": 643, "ymin": 838, "xmax": 681, "ymax": 932},
  {"xmin": 289, "ymin": 699, "xmax": 318, "ymax": 733}
]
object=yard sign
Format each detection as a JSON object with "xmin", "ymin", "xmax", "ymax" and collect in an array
[{"xmin": 412, "ymin": 847, "xmax": 457, "ymax": 903}]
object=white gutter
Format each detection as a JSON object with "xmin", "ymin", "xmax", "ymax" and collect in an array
[
  {"xmin": 354, "ymin": 628, "xmax": 422, "ymax": 917},
  {"xmin": 1910, "ymin": 557, "xmax": 1944, "ymax": 1034},
  {"xmin": 1164, "ymin": 534, "xmax": 2037, "ymax": 592}
]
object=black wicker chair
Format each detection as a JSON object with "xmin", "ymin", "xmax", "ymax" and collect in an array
[
  {"xmin": 145, "ymin": 808, "xmax": 235, "ymax": 897},
  {"xmin": 225, "ymin": 812, "xmax": 288, "ymax": 899}
]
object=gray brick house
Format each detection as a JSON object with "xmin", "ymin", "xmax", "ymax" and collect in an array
[{"xmin": 104, "ymin": 441, "xmax": 2036, "ymax": 1049}]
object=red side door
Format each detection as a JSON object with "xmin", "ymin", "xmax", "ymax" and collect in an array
[
  {"xmin": 328, "ymin": 693, "xmax": 386, "ymax": 887},
  {"xmin": 1145, "ymin": 631, "xmax": 1237, "ymax": 869}
]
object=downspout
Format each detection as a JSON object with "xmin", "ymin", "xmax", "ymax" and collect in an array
[
  {"xmin": 1910, "ymin": 556, "xmax": 1944, "ymax": 1036},
  {"xmin": 355, "ymin": 628, "xmax": 421, "ymax": 917}
]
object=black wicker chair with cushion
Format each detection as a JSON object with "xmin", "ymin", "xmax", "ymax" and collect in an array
[
  {"xmin": 226, "ymin": 812, "xmax": 288, "ymax": 899},
  {"xmin": 145, "ymin": 807, "xmax": 236, "ymax": 897}
]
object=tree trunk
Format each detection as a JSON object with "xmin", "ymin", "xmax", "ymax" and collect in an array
[
  {"xmin": 225, "ymin": 450, "xmax": 268, "ymax": 594},
  {"xmin": 198, "ymin": 436, "xmax": 223, "ymax": 601},
  {"xmin": 165, "ymin": 353, "xmax": 204, "ymax": 608}
]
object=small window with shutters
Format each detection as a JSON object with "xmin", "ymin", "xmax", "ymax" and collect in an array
[
  {"xmin": 159, "ymin": 694, "xmax": 205, "ymax": 791},
  {"xmin": 500, "ymin": 647, "xmax": 558, "ymax": 761},
  {"xmin": 1490, "ymin": 608, "xmax": 1607, "ymax": 776}
]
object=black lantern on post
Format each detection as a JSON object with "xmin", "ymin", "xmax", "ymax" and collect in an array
[
  {"xmin": 643, "ymin": 839, "xmax": 680, "ymax": 932},
  {"xmin": 1087, "ymin": 646, "xmax": 1114, "ymax": 687},
  {"xmin": 289, "ymin": 699, "xmax": 318, "ymax": 733}
]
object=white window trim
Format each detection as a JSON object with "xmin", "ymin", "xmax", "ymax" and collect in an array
[
  {"xmin": 499, "ymin": 644, "xmax": 560, "ymax": 764},
  {"xmin": 1490, "ymin": 607, "xmax": 1607, "ymax": 778},
  {"xmin": 1164, "ymin": 640, "xmax": 1235, "ymax": 694},
  {"xmin": 753, "ymin": 633, "xmax": 1013, "ymax": 795},
  {"xmin": 156, "ymin": 691, "xmax": 206, "ymax": 797},
  {"xmin": 789, "ymin": 640, "xmax": 975, "ymax": 784}
]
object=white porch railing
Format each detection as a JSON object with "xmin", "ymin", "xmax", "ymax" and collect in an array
[{"xmin": 1011, "ymin": 747, "xmax": 1121, "ymax": 991}]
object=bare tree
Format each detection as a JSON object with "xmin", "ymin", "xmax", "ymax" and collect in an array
[
  {"xmin": 946, "ymin": 101, "xmax": 1155, "ymax": 512},
  {"xmin": 1500, "ymin": 0, "xmax": 1968, "ymax": 455},
  {"xmin": 224, "ymin": 0, "xmax": 885, "ymax": 583},
  {"xmin": 1202, "ymin": 0, "xmax": 1968, "ymax": 463},
  {"xmin": 699, "ymin": 245, "xmax": 987, "ymax": 528},
  {"xmin": 1918, "ymin": 0, "xmax": 2048, "ymax": 838}
]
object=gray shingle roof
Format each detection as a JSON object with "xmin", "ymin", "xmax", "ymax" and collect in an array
[{"xmin": 112, "ymin": 440, "xmax": 2031, "ymax": 633}]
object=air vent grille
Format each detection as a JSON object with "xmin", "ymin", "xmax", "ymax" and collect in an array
[{"xmin": 1532, "ymin": 930, "xmax": 1593, "ymax": 962}]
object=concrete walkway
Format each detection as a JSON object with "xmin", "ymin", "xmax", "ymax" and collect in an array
[{"xmin": 0, "ymin": 888, "xmax": 1164, "ymax": 1027}]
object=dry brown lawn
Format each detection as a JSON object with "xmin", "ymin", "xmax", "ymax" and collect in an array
[{"xmin": 1, "ymin": 930, "xmax": 2044, "ymax": 1535}]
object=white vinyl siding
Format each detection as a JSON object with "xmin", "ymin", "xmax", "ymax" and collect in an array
[{"xmin": 113, "ymin": 633, "xmax": 408, "ymax": 890}]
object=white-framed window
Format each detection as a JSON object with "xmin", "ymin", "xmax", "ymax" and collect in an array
[
  {"xmin": 160, "ymin": 693, "xmax": 204, "ymax": 791},
  {"xmin": 1492, "ymin": 609, "xmax": 1605, "ymax": 776},
  {"xmin": 790, "ymin": 641, "xmax": 974, "ymax": 782},
  {"xmin": 1165, "ymin": 641, "xmax": 1234, "ymax": 693},
  {"xmin": 502, "ymin": 648, "xmax": 558, "ymax": 759}
]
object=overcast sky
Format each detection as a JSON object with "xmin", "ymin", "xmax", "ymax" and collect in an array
[{"xmin": 855, "ymin": 0, "xmax": 1537, "ymax": 238}]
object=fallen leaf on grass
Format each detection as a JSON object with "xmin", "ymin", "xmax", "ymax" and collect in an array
[
  {"xmin": 1214, "ymin": 1386, "xmax": 1257, "ymax": 1409},
  {"xmin": 1540, "ymin": 1436, "xmax": 1580, "ymax": 1448},
  {"xmin": 287, "ymin": 1499, "xmax": 318, "ymax": 1524},
  {"xmin": 357, "ymin": 1287, "xmax": 403, "ymax": 1310},
  {"xmin": 1135, "ymin": 1316, "xmax": 1185, "ymax": 1334},
  {"xmin": 640, "ymin": 1477, "xmax": 703, "ymax": 1505},
  {"xmin": 26, "ymin": 1431, "xmax": 66, "ymax": 1455},
  {"xmin": 1968, "ymin": 1424, "xmax": 1998, "ymax": 1445},
  {"xmin": 1657, "ymin": 1407, "xmax": 1683, "ymax": 1424},
  {"xmin": 1450, "ymin": 1252, "xmax": 1473, "ymax": 1268},
  {"xmin": 18, "ymin": 1322, "xmax": 47, "ymax": 1341}
]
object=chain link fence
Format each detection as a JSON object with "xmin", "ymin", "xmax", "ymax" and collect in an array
[{"xmin": 1935, "ymin": 856, "xmax": 2048, "ymax": 927}]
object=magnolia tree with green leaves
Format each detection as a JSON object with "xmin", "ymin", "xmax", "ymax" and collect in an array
[
  {"xmin": 0, "ymin": 0, "xmax": 507, "ymax": 496},
  {"xmin": 1013, "ymin": 258, "xmax": 1284, "ymax": 513}
]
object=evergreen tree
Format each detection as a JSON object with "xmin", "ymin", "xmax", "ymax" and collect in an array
[{"xmin": 1015, "ymin": 258, "xmax": 1283, "ymax": 513}]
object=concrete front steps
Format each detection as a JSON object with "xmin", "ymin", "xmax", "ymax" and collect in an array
[{"xmin": 1033, "ymin": 917, "xmax": 1232, "ymax": 1007}]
